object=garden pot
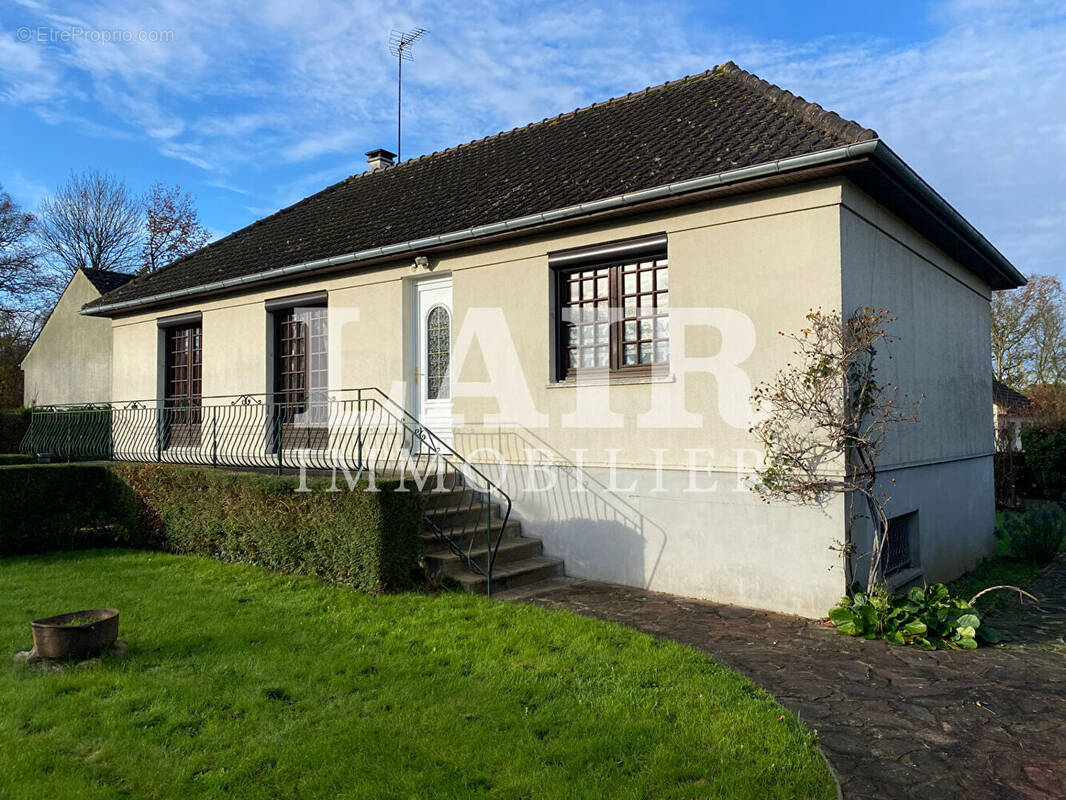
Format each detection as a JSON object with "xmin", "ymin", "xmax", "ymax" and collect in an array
[{"xmin": 31, "ymin": 609, "xmax": 119, "ymax": 660}]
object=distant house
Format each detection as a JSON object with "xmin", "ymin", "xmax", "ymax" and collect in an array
[
  {"xmin": 25, "ymin": 63, "xmax": 1025, "ymax": 615},
  {"xmin": 21, "ymin": 267, "xmax": 135, "ymax": 406},
  {"xmin": 993, "ymin": 379, "xmax": 1034, "ymax": 451}
]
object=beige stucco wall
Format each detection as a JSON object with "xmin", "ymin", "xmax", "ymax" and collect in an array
[
  {"xmin": 102, "ymin": 178, "xmax": 999, "ymax": 614},
  {"xmin": 105, "ymin": 181, "xmax": 849, "ymax": 615},
  {"xmin": 21, "ymin": 270, "xmax": 112, "ymax": 406},
  {"xmin": 839, "ymin": 180, "xmax": 996, "ymax": 585}
]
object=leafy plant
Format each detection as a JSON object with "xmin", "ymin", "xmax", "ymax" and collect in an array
[
  {"xmin": 828, "ymin": 583, "xmax": 995, "ymax": 650},
  {"xmin": 996, "ymin": 503, "xmax": 1066, "ymax": 563}
]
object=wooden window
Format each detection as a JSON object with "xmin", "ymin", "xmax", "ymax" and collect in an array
[
  {"xmin": 274, "ymin": 307, "xmax": 328, "ymax": 449},
  {"xmin": 556, "ymin": 251, "xmax": 668, "ymax": 380},
  {"xmin": 164, "ymin": 324, "xmax": 202, "ymax": 447}
]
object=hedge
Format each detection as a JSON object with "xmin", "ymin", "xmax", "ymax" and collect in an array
[
  {"xmin": 0, "ymin": 454, "xmax": 34, "ymax": 466},
  {"xmin": 0, "ymin": 464, "xmax": 145, "ymax": 556},
  {"xmin": 1020, "ymin": 427, "xmax": 1066, "ymax": 501},
  {"xmin": 0, "ymin": 463, "xmax": 426, "ymax": 593},
  {"xmin": 0, "ymin": 409, "xmax": 30, "ymax": 453}
]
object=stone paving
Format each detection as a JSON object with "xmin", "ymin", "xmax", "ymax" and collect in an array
[{"xmin": 513, "ymin": 557, "xmax": 1066, "ymax": 800}]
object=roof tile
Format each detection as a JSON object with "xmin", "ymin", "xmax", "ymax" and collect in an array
[{"xmin": 86, "ymin": 62, "xmax": 876, "ymax": 311}]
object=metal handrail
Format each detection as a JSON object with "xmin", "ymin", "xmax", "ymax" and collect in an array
[{"xmin": 19, "ymin": 389, "xmax": 511, "ymax": 595}]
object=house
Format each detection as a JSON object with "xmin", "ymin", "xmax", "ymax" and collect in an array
[
  {"xmin": 21, "ymin": 267, "xmax": 135, "ymax": 407},
  {"xmin": 37, "ymin": 62, "xmax": 1025, "ymax": 616},
  {"xmin": 993, "ymin": 379, "xmax": 1034, "ymax": 451}
]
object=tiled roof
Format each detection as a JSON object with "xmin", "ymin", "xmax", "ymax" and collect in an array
[
  {"xmin": 993, "ymin": 379, "xmax": 1033, "ymax": 413},
  {"xmin": 84, "ymin": 61, "xmax": 877, "ymax": 312},
  {"xmin": 81, "ymin": 267, "xmax": 136, "ymax": 294}
]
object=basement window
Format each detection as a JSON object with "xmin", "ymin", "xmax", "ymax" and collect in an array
[
  {"xmin": 884, "ymin": 511, "xmax": 919, "ymax": 576},
  {"xmin": 551, "ymin": 234, "xmax": 669, "ymax": 381}
]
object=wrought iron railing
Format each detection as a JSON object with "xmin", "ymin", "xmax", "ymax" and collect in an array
[{"xmin": 19, "ymin": 388, "xmax": 511, "ymax": 595}]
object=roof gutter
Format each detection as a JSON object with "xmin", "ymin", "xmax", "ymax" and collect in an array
[{"xmin": 81, "ymin": 139, "xmax": 1021, "ymax": 316}]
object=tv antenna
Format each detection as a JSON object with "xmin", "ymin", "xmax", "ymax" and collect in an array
[{"xmin": 388, "ymin": 27, "xmax": 426, "ymax": 162}]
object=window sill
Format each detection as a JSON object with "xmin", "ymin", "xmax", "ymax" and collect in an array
[
  {"xmin": 886, "ymin": 566, "xmax": 923, "ymax": 591},
  {"xmin": 546, "ymin": 373, "xmax": 676, "ymax": 389}
]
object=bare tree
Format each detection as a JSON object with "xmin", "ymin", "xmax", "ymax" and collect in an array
[
  {"xmin": 0, "ymin": 309, "xmax": 38, "ymax": 407},
  {"xmin": 991, "ymin": 274, "xmax": 1066, "ymax": 388},
  {"xmin": 0, "ymin": 184, "xmax": 44, "ymax": 306},
  {"xmin": 749, "ymin": 308, "xmax": 922, "ymax": 589},
  {"xmin": 140, "ymin": 183, "xmax": 211, "ymax": 275},
  {"xmin": 36, "ymin": 170, "xmax": 142, "ymax": 287}
]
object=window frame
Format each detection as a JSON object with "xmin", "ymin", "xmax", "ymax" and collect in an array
[
  {"xmin": 884, "ymin": 511, "xmax": 920, "ymax": 577},
  {"xmin": 162, "ymin": 322, "xmax": 203, "ymax": 448},
  {"xmin": 271, "ymin": 304, "xmax": 329, "ymax": 450},
  {"xmin": 553, "ymin": 247, "xmax": 669, "ymax": 382}
]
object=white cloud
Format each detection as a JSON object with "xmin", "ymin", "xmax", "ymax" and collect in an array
[{"xmin": 1, "ymin": 0, "xmax": 1064, "ymax": 272}]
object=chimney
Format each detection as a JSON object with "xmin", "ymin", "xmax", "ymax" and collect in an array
[{"xmin": 365, "ymin": 148, "xmax": 397, "ymax": 173}]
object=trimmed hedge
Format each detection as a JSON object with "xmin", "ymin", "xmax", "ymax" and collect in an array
[
  {"xmin": 1020, "ymin": 427, "xmax": 1066, "ymax": 501},
  {"xmin": 0, "ymin": 409, "xmax": 30, "ymax": 453},
  {"xmin": 0, "ymin": 464, "xmax": 145, "ymax": 556},
  {"xmin": 996, "ymin": 502, "xmax": 1066, "ymax": 563},
  {"xmin": 0, "ymin": 454, "xmax": 34, "ymax": 466},
  {"xmin": 0, "ymin": 463, "xmax": 425, "ymax": 592}
]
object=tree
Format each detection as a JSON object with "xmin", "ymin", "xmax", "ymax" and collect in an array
[
  {"xmin": 35, "ymin": 170, "xmax": 142, "ymax": 286},
  {"xmin": 140, "ymin": 183, "xmax": 211, "ymax": 275},
  {"xmin": 0, "ymin": 309, "xmax": 37, "ymax": 407},
  {"xmin": 991, "ymin": 274, "xmax": 1066, "ymax": 388},
  {"xmin": 0, "ymin": 184, "xmax": 44, "ymax": 307},
  {"xmin": 749, "ymin": 308, "xmax": 922, "ymax": 589}
]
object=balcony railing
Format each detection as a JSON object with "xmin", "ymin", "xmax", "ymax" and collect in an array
[{"xmin": 19, "ymin": 388, "xmax": 511, "ymax": 595}]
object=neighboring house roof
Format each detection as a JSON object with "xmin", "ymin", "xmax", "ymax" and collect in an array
[
  {"xmin": 993, "ymin": 379, "xmax": 1033, "ymax": 414},
  {"xmin": 81, "ymin": 267, "xmax": 136, "ymax": 295},
  {"xmin": 22, "ymin": 267, "xmax": 134, "ymax": 364},
  {"xmin": 83, "ymin": 62, "xmax": 1024, "ymax": 316}
]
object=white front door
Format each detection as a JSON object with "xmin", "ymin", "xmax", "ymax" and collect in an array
[{"xmin": 411, "ymin": 276, "xmax": 453, "ymax": 446}]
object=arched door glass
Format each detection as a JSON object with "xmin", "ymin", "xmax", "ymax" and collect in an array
[{"xmin": 426, "ymin": 306, "xmax": 450, "ymax": 400}]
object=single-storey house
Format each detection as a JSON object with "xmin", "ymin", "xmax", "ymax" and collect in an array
[
  {"xmin": 30, "ymin": 62, "xmax": 1024, "ymax": 615},
  {"xmin": 993, "ymin": 379, "xmax": 1035, "ymax": 452},
  {"xmin": 21, "ymin": 267, "xmax": 135, "ymax": 406}
]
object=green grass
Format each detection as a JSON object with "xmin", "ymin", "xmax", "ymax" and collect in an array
[
  {"xmin": 0, "ymin": 550, "xmax": 835, "ymax": 800},
  {"xmin": 948, "ymin": 555, "xmax": 1048, "ymax": 613},
  {"xmin": 947, "ymin": 506, "xmax": 1065, "ymax": 614}
]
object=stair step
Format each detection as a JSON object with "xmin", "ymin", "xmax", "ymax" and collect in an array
[
  {"xmin": 426, "ymin": 501, "xmax": 501, "ymax": 527},
  {"xmin": 424, "ymin": 537, "xmax": 544, "ymax": 575},
  {"xmin": 422, "ymin": 520, "xmax": 522, "ymax": 552},
  {"xmin": 454, "ymin": 556, "xmax": 565, "ymax": 594},
  {"xmin": 422, "ymin": 487, "xmax": 482, "ymax": 509}
]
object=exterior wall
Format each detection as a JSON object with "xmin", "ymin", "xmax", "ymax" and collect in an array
[
  {"xmin": 486, "ymin": 459, "xmax": 845, "ymax": 617},
  {"xmin": 21, "ymin": 271, "xmax": 111, "ymax": 406},
  {"xmin": 840, "ymin": 181, "xmax": 996, "ymax": 585},
  {"xmin": 992, "ymin": 405, "xmax": 1025, "ymax": 452},
  {"xmin": 106, "ymin": 181, "xmax": 850, "ymax": 615}
]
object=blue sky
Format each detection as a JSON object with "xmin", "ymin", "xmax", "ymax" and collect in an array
[{"xmin": 1, "ymin": 0, "xmax": 1064, "ymax": 277}]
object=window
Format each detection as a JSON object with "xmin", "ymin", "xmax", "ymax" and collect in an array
[
  {"xmin": 164, "ymin": 324, "xmax": 202, "ymax": 447},
  {"xmin": 426, "ymin": 305, "xmax": 450, "ymax": 400},
  {"xmin": 884, "ymin": 512, "xmax": 919, "ymax": 576},
  {"xmin": 274, "ymin": 306, "xmax": 328, "ymax": 449},
  {"xmin": 554, "ymin": 240, "xmax": 668, "ymax": 380}
]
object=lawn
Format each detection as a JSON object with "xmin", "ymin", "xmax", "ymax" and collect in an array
[{"xmin": 0, "ymin": 550, "xmax": 835, "ymax": 799}]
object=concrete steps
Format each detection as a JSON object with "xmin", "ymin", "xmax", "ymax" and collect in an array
[{"xmin": 421, "ymin": 487, "xmax": 564, "ymax": 594}]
